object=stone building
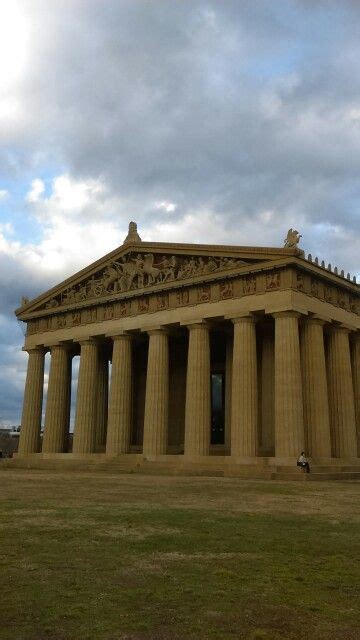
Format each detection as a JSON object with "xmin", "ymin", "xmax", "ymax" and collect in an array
[{"xmin": 14, "ymin": 223, "xmax": 360, "ymax": 474}]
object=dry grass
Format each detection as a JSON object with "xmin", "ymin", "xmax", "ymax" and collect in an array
[{"xmin": 0, "ymin": 469, "xmax": 359, "ymax": 640}]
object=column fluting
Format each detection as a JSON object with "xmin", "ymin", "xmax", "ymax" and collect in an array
[
  {"xmin": 274, "ymin": 312, "xmax": 305, "ymax": 457},
  {"xmin": 72, "ymin": 338, "xmax": 99, "ymax": 454},
  {"xmin": 106, "ymin": 335, "xmax": 133, "ymax": 454},
  {"xmin": 184, "ymin": 322, "xmax": 211, "ymax": 456},
  {"xmin": 351, "ymin": 333, "xmax": 360, "ymax": 456},
  {"xmin": 42, "ymin": 345, "xmax": 72, "ymax": 453},
  {"xmin": 143, "ymin": 329, "xmax": 169, "ymax": 456},
  {"xmin": 300, "ymin": 318, "xmax": 331, "ymax": 458},
  {"xmin": 96, "ymin": 350, "xmax": 109, "ymax": 450},
  {"xmin": 327, "ymin": 326, "xmax": 357, "ymax": 458},
  {"xmin": 230, "ymin": 316, "xmax": 258, "ymax": 457},
  {"xmin": 18, "ymin": 347, "xmax": 46, "ymax": 455}
]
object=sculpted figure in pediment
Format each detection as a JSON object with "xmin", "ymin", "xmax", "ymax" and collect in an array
[
  {"xmin": 143, "ymin": 254, "xmax": 161, "ymax": 284},
  {"xmin": 45, "ymin": 298, "xmax": 59, "ymax": 309},
  {"xmin": 159, "ymin": 256, "xmax": 176, "ymax": 282},
  {"xmin": 38, "ymin": 250, "xmax": 248, "ymax": 311}
]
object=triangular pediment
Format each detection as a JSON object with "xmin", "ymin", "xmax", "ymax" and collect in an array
[{"xmin": 16, "ymin": 240, "xmax": 302, "ymax": 319}]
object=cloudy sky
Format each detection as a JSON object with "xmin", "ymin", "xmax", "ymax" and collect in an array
[{"xmin": 1, "ymin": 0, "xmax": 360, "ymax": 426}]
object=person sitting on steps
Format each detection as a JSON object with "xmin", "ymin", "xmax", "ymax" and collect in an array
[{"xmin": 297, "ymin": 452, "xmax": 310, "ymax": 473}]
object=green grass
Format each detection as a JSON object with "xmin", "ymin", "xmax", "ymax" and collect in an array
[{"xmin": 0, "ymin": 470, "xmax": 359, "ymax": 639}]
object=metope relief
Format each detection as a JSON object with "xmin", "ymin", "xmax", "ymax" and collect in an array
[
  {"xmin": 156, "ymin": 293, "xmax": 169, "ymax": 310},
  {"xmin": 219, "ymin": 281, "xmax": 233, "ymax": 299},
  {"xmin": 175, "ymin": 290, "xmax": 190, "ymax": 306},
  {"xmin": 266, "ymin": 272, "xmax": 281, "ymax": 290},
  {"xmin": 197, "ymin": 285, "xmax": 211, "ymax": 302},
  {"xmin": 43, "ymin": 252, "xmax": 247, "ymax": 310},
  {"xmin": 138, "ymin": 297, "xmax": 149, "ymax": 313},
  {"xmin": 296, "ymin": 274, "xmax": 305, "ymax": 291},
  {"xmin": 243, "ymin": 276, "xmax": 256, "ymax": 295}
]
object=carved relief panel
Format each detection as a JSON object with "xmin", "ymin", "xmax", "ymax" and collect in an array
[
  {"xmin": 219, "ymin": 281, "xmax": 233, "ymax": 299},
  {"xmin": 266, "ymin": 272, "xmax": 281, "ymax": 290},
  {"xmin": 41, "ymin": 251, "xmax": 247, "ymax": 310}
]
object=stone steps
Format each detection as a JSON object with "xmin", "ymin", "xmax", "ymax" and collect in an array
[{"xmin": 2, "ymin": 457, "xmax": 360, "ymax": 481}]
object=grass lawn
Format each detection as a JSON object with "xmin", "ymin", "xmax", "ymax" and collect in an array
[{"xmin": 0, "ymin": 470, "xmax": 359, "ymax": 640}]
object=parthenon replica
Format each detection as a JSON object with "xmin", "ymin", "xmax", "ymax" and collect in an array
[{"xmin": 14, "ymin": 223, "xmax": 360, "ymax": 477}]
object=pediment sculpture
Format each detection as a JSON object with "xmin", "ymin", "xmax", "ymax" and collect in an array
[{"xmin": 44, "ymin": 252, "xmax": 246, "ymax": 310}]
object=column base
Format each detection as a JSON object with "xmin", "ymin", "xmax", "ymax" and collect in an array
[{"xmin": 6, "ymin": 452, "xmax": 360, "ymax": 479}]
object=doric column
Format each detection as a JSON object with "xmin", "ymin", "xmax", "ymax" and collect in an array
[
  {"xmin": 95, "ymin": 350, "xmax": 109, "ymax": 450},
  {"xmin": 42, "ymin": 344, "xmax": 72, "ymax": 453},
  {"xmin": 224, "ymin": 333, "xmax": 233, "ymax": 450},
  {"xmin": 261, "ymin": 323, "xmax": 275, "ymax": 455},
  {"xmin": 184, "ymin": 322, "xmax": 211, "ymax": 456},
  {"xmin": 300, "ymin": 318, "xmax": 331, "ymax": 458},
  {"xmin": 72, "ymin": 338, "xmax": 99, "ymax": 454},
  {"xmin": 106, "ymin": 335, "xmax": 133, "ymax": 454},
  {"xmin": 327, "ymin": 326, "xmax": 357, "ymax": 458},
  {"xmin": 18, "ymin": 347, "xmax": 46, "ymax": 455},
  {"xmin": 351, "ymin": 333, "xmax": 360, "ymax": 456},
  {"xmin": 143, "ymin": 329, "xmax": 169, "ymax": 456},
  {"xmin": 273, "ymin": 312, "xmax": 305, "ymax": 457},
  {"xmin": 230, "ymin": 316, "xmax": 258, "ymax": 457}
]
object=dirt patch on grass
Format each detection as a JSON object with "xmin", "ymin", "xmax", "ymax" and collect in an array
[
  {"xmin": 96, "ymin": 525, "xmax": 181, "ymax": 540},
  {"xmin": 151, "ymin": 551, "xmax": 262, "ymax": 561}
]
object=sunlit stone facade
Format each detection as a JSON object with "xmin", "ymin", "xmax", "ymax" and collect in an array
[{"xmin": 15, "ymin": 223, "xmax": 360, "ymax": 472}]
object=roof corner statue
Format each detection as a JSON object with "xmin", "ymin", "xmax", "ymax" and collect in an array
[
  {"xmin": 284, "ymin": 228, "xmax": 302, "ymax": 248},
  {"xmin": 123, "ymin": 221, "xmax": 142, "ymax": 245}
]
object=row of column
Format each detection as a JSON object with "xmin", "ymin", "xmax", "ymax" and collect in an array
[{"xmin": 18, "ymin": 313, "xmax": 360, "ymax": 459}]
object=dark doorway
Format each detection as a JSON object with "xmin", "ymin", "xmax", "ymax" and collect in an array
[{"xmin": 211, "ymin": 372, "xmax": 225, "ymax": 444}]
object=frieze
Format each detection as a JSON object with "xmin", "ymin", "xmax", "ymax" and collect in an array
[
  {"xmin": 266, "ymin": 272, "xmax": 281, "ymax": 290},
  {"xmin": 156, "ymin": 293, "xmax": 169, "ymax": 310},
  {"xmin": 197, "ymin": 285, "xmax": 211, "ymax": 303},
  {"xmin": 175, "ymin": 290, "xmax": 190, "ymax": 306},
  {"xmin": 138, "ymin": 297, "xmax": 149, "ymax": 313},
  {"xmin": 42, "ymin": 252, "xmax": 246, "ymax": 311},
  {"xmin": 25, "ymin": 269, "xmax": 360, "ymax": 337},
  {"xmin": 220, "ymin": 281, "xmax": 233, "ymax": 299},
  {"xmin": 296, "ymin": 273, "xmax": 305, "ymax": 291},
  {"xmin": 243, "ymin": 276, "xmax": 256, "ymax": 295},
  {"xmin": 310, "ymin": 278, "xmax": 319, "ymax": 297},
  {"xmin": 323, "ymin": 286, "xmax": 333, "ymax": 304}
]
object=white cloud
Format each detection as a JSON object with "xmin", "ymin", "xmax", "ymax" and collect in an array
[
  {"xmin": 19, "ymin": 174, "xmax": 126, "ymax": 276},
  {"xmin": 26, "ymin": 178, "xmax": 45, "ymax": 203},
  {"xmin": 154, "ymin": 201, "xmax": 177, "ymax": 213},
  {"xmin": 0, "ymin": 2, "xmax": 29, "ymax": 89},
  {"xmin": 0, "ymin": 189, "xmax": 9, "ymax": 200}
]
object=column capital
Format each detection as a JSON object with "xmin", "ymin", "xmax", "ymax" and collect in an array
[
  {"xmin": 272, "ymin": 311, "xmax": 302, "ymax": 320},
  {"xmin": 48, "ymin": 342, "xmax": 74, "ymax": 353},
  {"xmin": 141, "ymin": 326, "xmax": 170, "ymax": 336},
  {"xmin": 304, "ymin": 315, "xmax": 328, "ymax": 327},
  {"xmin": 185, "ymin": 320, "xmax": 209, "ymax": 330},
  {"xmin": 111, "ymin": 333, "xmax": 133, "ymax": 342},
  {"xmin": 23, "ymin": 346, "xmax": 47, "ymax": 355},
  {"xmin": 230, "ymin": 314, "xmax": 257, "ymax": 325},
  {"xmin": 78, "ymin": 337, "xmax": 99, "ymax": 347},
  {"xmin": 327, "ymin": 323, "xmax": 355, "ymax": 335}
]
